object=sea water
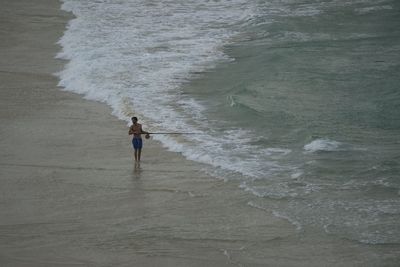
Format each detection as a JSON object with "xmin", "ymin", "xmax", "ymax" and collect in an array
[{"xmin": 57, "ymin": 0, "xmax": 400, "ymax": 245}]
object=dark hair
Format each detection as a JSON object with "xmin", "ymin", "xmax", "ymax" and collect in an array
[{"xmin": 131, "ymin": 116, "xmax": 138, "ymax": 121}]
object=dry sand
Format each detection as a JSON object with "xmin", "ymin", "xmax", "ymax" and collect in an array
[{"xmin": 0, "ymin": 0, "xmax": 399, "ymax": 266}]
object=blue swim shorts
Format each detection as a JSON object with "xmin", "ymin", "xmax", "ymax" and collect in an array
[{"xmin": 132, "ymin": 138, "xmax": 143, "ymax": 150}]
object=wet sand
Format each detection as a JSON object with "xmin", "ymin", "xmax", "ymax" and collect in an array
[{"xmin": 0, "ymin": 0, "xmax": 399, "ymax": 266}]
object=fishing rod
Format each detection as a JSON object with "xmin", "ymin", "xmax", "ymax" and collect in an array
[
  {"xmin": 144, "ymin": 132, "xmax": 202, "ymax": 139},
  {"xmin": 148, "ymin": 132, "xmax": 202, "ymax": 135}
]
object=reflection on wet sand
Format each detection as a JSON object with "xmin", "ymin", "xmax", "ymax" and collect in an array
[{"xmin": 133, "ymin": 162, "xmax": 142, "ymax": 178}]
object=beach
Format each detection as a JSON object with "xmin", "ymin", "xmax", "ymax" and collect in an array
[{"xmin": 0, "ymin": 0, "xmax": 399, "ymax": 266}]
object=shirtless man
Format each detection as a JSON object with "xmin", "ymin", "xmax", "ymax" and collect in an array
[{"xmin": 128, "ymin": 117, "xmax": 150, "ymax": 162}]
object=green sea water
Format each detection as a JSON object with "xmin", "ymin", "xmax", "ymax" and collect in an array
[{"xmin": 181, "ymin": 0, "xmax": 400, "ymax": 244}]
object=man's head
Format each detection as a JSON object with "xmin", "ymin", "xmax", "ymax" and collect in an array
[{"xmin": 131, "ymin": 116, "xmax": 138, "ymax": 123}]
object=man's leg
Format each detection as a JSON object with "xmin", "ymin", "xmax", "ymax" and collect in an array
[
  {"xmin": 137, "ymin": 139, "xmax": 143, "ymax": 162},
  {"xmin": 134, "ymin": 149, "xmax": 138, "ymax": 162}
]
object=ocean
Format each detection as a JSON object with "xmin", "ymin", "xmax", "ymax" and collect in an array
[{"xmin": 57, "ymin": 0, "xmax": 400, "ymax": 245}]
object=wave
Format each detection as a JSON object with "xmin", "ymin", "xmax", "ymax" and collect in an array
[
  {"xmin": 247, "ymin": 201, "xmax": 303, "ymax": 231},
  {"xmin": 303, "ymin": 138, "xmax": 343, "ymax": 153}
]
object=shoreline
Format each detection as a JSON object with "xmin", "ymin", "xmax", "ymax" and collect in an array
[{"xmin": 1, "ymin": 0, "xmax": 399, "ymax": 266}]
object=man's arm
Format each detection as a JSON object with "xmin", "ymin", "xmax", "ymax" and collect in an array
[
  {"xmin": 139, "ymin": 125, "xmax": 150, "ymax": 137},
  {"xmin": 128, "ymin": 125, "xmax": 134, "ymax": 135},
  {"xmin": 140, "ymin": 126, "xmax": 149, "ymax": 135}
]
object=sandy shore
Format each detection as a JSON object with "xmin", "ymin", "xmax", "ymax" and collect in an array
[{"xmin": 0, "ymin": 0, "xmax": 399, "ymax": 266}]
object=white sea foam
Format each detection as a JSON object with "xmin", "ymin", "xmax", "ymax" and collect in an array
[
  {"xmin": 303, "ymin": 138, "xmax": 342, "ymax": 153},
  {"xmin": 290, "ymin": 171, "xmax": 303, "ymax": 179}
]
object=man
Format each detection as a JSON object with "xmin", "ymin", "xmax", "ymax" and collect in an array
[{"xmin": 128, "ymin": 117, "xmax": 150, "ymax": 162}]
